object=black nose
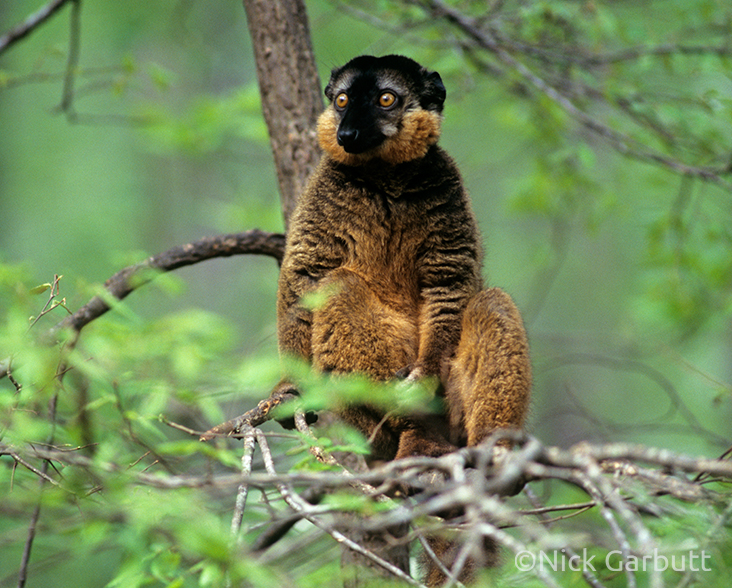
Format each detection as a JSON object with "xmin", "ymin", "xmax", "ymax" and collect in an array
[{"xmin": 337, "ymin": 127, "xmax": 359, "ymax": 150}]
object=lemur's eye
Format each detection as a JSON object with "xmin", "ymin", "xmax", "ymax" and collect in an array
[
  {"xmin": 378, "ymin": 92, "xmax": 396, "ymax": 108},
  {"xmin": 335, "ymin": 93, "xmax": 349, "ymax": 110}
]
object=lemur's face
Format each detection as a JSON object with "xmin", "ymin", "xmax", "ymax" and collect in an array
[{"xmin": 317, "ymin": 55, "xmax": 446, "ymax": 166}]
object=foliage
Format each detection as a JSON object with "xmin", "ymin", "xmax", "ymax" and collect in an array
[{"xmin": 1, "ymin": 0, "xmax": 732, "ymax": 587}]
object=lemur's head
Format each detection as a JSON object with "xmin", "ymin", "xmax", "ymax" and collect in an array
[{"xmin": 317, "ymin": 55, "xmax": 446, "ymax": 166}]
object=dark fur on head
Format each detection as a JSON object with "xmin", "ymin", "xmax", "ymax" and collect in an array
[
  {"xmin": 318, "ymin": 55, "xmax": 446, "ymax": 165},
  {"xmin": 324, "ymin": 55, "xmax": 446, "ymax": 113}
]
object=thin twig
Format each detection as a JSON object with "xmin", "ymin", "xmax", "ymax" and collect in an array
[
  {"xmin": 417, "ymin": 533, "xmax": 465, "ymax": 588},
  {"xmin": 294, "ymin": 410, "xmax": 387, "ymax": 498},
  {"xmin": 0, "ymin": 0, "xmax": 74, "ymax": 55},
  {"xmin": 200, "ymin": 385, "xmax": 297, "ymax": 441},
  {"xmin": 523, "ymin": 487, "xmax": 607, "ymax": 588},
  {"xmin": 419, "ymin": 0, "xmax": 732, "ymax": 191},
  {"xmin": 254, "ymin": 428, "xmax": 426, "ymax": 587},
  {"xmin": 230, "ymin": 427, "xmax": 257, "ymax": 540},
  {"xmin": 5, "ymin": 449, "xmax": 61, "ymax": 488},
  {"xmin": 5, "ymin": 437, "xmax": 732, "ymax": 494},
  {"xmin": 18, "ymin": 387, "xmax": 60, "ymax": 588},
  {"xmin": 57, "ymin": 0, "xmax": 81, "ymax": 118}
]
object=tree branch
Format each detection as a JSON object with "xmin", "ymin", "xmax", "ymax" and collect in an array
[
  {"xmin": 0, "ymin": 0, "xmax": 74, "ymax": 56},
  {"xmin": 199, "ymin": 385, "xmax": 297, "ymax": 441},
  {"xmin": 5, "ymin": 436, "xmax": 731, "ymax": 493},
  {"xmin": 51, "ymin": 229, "xmax": 284, "ymax": 338},
  {"xmin": 418, "ymin": 0, "xmax": 732, "ymax": 191},
  {"xmin": 254, "ymin": 428, "xmax": 425, "ymax": 587},
  {"xmin": 242, "ymin": 0, "xmax": 323, "ymax": 228},
  {"xmin": 56, "ymin": 0, "xmax": 82, "ymax": 120}
]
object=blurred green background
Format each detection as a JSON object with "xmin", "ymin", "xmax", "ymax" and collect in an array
[
  {"xmin": 2, "ymin": 0, "xmax": 730, "ymax": 449},
  {"xmin": 1, "ymin": 1, "xmax": 731, "ymax": 586}
]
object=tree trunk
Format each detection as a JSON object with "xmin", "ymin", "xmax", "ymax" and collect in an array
[
  {"xmin": 340, "ymin": 522, "xmax": 412, "ymax": 587},
  {"xmin": 242, "ymin": 0, "xmax": 323, "ymax": 230},
  {"xmin": 242, "ymin": 2, "xmax": 413, "ymax": 584}
]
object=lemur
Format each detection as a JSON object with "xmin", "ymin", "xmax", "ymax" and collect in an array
[{"xmin": 271, "ymin": 54, "xmax": 531, "ymax": 585}]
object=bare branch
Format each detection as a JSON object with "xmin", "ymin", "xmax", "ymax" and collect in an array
[
  {"xmin": 56, "ymin": 0, "xmax": 82, "ymax": 120},
  {"xmin": 51, "ymin": 229, "xmax": 285, "ymax": 338},
  {"xmin": 4, "ymin": 426, "xmax": 731, "ymax": 588},
  {"xmin": 542, "ymin": 352, "xmax": 731, "ymax": 447},
  {"xmin": 254, "ymin": 428, "xmax": 425, "ymax": 587},
  {"xmin": 6, "ymin": 436, "xmax": 731, "ymax": 494},
  {"xmin": 199, "ymin": 384, "xmax": 297, "ymax": 441},
  {"xmin": 581, "ymin": 43, "xmax": 732, "ymax": 66},
  {"xmin": 0, "ymin": 0, "xmax": 74, "ymax": 56},
  {"xmin": 230, "ymin": 427, "xmax": 257, "ymax": 540},
  {"xmin": 523, "ymin": 487, "xmax": 607, "ymax": 588},
  {"xmin": 18, "ymin": 383, "xmax": 62, "ymax": 588},
  {"xmin": 294, "ymin": 410, "xmax": 389, "ymax": 497},
  {"xmin": 3, "ymin": 447, "xmax": 61, "ymax": 488},
  {"xmin": 418, "ymin": 0, "xmax": 732, "ymax": 191},
  {"xmin": 0, "ymin": 230, "xmax": 286, "ymax": 382}
]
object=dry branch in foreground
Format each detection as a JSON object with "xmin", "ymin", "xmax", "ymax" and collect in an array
[{"xmin": 3, "ymin": 430, "xmax": 731, "ymax": 588}]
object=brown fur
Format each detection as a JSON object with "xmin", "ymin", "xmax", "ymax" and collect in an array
[
  {"xmin": 447, "ymin": 288, "xmax": 531, "ymax": 447},
  {"xmin": 318, "ymin": 108, "xmax": 443, "ymax": 166},
  {"xmin": 272, "ymin": 55, "xmax": 532, "ymax": 586},
  {"xmin": 424, "ymin": 535, "xmax": 499, "ymax": 587}
]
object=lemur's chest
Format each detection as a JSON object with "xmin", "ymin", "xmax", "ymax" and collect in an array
[{"xmin": 333, "ymin": 189, "xmax": 426, "ymax": 267}]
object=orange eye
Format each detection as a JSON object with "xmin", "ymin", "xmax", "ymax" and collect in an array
[
  {"xmin": 378, "ymin": 92, "xmax": 396, "ymax": 108},
  {"xmin": 335, "ymin": 93, "xmax": 349, "ymax": 110}
]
